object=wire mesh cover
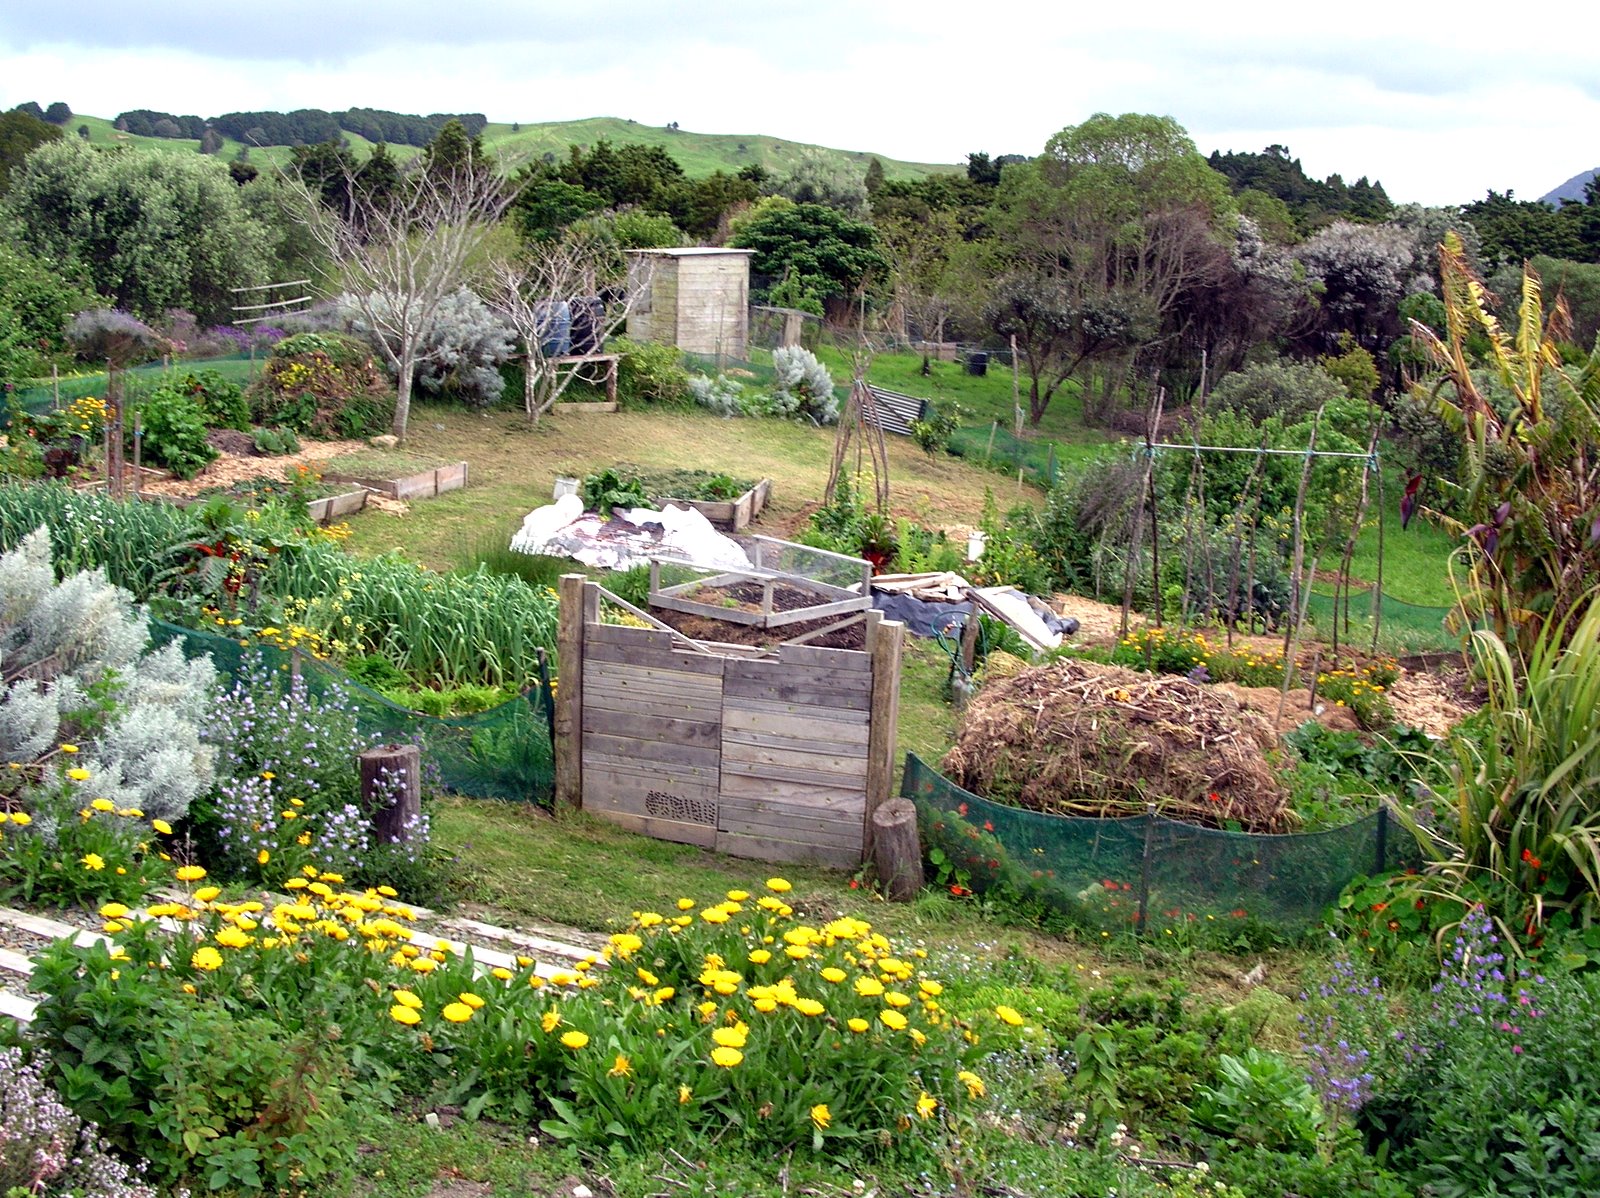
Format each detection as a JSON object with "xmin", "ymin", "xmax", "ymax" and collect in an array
[
  {"xmin": 902, "ymin": 753, "xmax": 1418, "ymax": 931},
  {"xmin": 150, "ymin": 620, "xmax": 555, "ymax": 805}
]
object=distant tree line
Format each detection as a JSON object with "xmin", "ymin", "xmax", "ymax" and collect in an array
[{"xmin": 112, "ymin": 107, "xmax": 488, "ymax": 148}]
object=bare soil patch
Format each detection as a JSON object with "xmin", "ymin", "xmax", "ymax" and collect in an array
[{"xmin": 139, "ymin": 438, "xmax": 368, "ymax": 498}]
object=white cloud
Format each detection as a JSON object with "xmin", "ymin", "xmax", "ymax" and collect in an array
[{"xmin": 4, "ymin": 0, "xmax": 1596, "ymax": 205}]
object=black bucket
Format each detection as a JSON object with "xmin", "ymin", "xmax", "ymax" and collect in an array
[{"xmin": 965, "ymin": 351, "xmax": 988, "ymax": 376}]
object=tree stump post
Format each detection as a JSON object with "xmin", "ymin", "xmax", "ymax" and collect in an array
[
  {"xmin": 359, "ymin": 743, "xmax": 422, "ymax": 844},
  {"xmin": 872, "ymin": 797, "xmax": 923, "ymax": 902}
]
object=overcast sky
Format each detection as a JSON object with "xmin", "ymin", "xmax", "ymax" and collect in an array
[{"xmin": 4, "ymin": 1, "xmax": 1595, "ymax": 206}]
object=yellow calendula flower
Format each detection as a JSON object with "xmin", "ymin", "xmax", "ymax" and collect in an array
[
  {"xmin": 885, "ymin": 991, "xmax": 912, "ymax": 1009},
  {"xmin": 458, "ymin": 992, "xmax": 486, "ymax": 1009},
  {"xmin": 879, "ymin": 1009, "xmax": 908, "ymax": 1031},
  {"xmin": 152, "ymin": 819, "xmax": 172, "ymax": 835},
  {"xmin": 390, "ymin": 1005, "xmax": 421, "ymax": 1025},
  {"xmin": 90, "ymin": 798, "xmax": 115, "ymax": 812},
  {"xmin": 608, "ymin": 1053, "xmax": 632, "ymax": 1078},
  {"xmin": 59, "ymin": 743, "xmax": 79, "ymax": 754},
  {"xmin": 847, "ymin": 1017, "xmax": 869, "ymax": 1033},
  {"xmin": 560, "ymin": 1030, "xmax": 589, "ymax": 1050},
  {"xmin": 215, "ymin": 927, "xmax": 251, "ymax": 949},
  {"xmin": 677, "ymin": 897, "xmax": 696, "ymax": 910},
  {"xmin": 748, "ymin": 949, "xmax": 772, "ymax": 965},
  {"xmin": 442, "ymin": 1002, "xmax": 474, "ymax": 1023},
  {"xmin": 820, "ymin": 967, "xmax": 847, "ymax": 984},
  {"xmin": 700, "ymin": 909, "xmax": 730, "ymax": 924},
  {"xmin": 959, "ymin": 1070, "xmax": 986, "ymax": 1099},
  {"xmin": 99, "ymin": 902, "xmax": 131, "ymax": 919},
  {"xmin": 80, "ymin": 853, "xmax": 106, "ymax": 871},
  {"xmin": 855, "ymin": 977, "xmax": 884, "ymax": 998},
  {"xmin": 175, "ymin": 865, "xmax": 207, "ymax": 883},
  {"xmin": 67, "ymin": 768, "xmax": 91, "ymax": 783},
  {"xmin": 765, "ymin": 877, "xmax": 792, "ymax": 893},
  {"xmin": 678, "ymin": 1084, "xmax": 693, "ymax": 1105},
  {"xmin": 191, "ymin": 947, "xmax": 223, "ymax": 972},
  {"xmin": 794, "ymin": 998, "xmax": 825, "ymax": 1018},
  {"xmin": 917, "ymin": 1092, "xmax": 938, "ymax": 1120},
  {"xmin": 726, "ymin": 889, "xmax": 749, "ymax": 902},
  {"xmin": 542, "ymin": 1009, "xmax": 562, "ymax": 1034},
  {"xmin": 994, "ymin": 1005, "xmax": 1024, "ymax": 1027},
  {"xmin": 9, "ymin": 812, "xmax": 31, "ymax": 827},
  {"xmin": 811, "ymin": 1103, "xmax": 831, "ymax": 1130},
  {"xmin": 491, "ymin": 967, "xmax": 514, "ymax": 981},
  {"xmin": 409, "ymin": 958, "xmax": 437, "ymax": 974},
  {"xmin": 194, "ymin": 886, "xmax": 221, "ymax": 903},
  {"xmin": 710, "ymin": 1046, "xmax": 743, "ymax": 1068},
  {"xmin": 711, "ymin": 1026, "xmax": 748, "ymax": 1049}
]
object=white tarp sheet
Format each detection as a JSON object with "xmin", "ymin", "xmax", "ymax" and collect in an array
[{"xmin": 509, "ymin": 497, "xmax": 753, "ymax": 573}]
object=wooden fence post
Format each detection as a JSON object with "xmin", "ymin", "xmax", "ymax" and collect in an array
[
  {"xmin": 872, "ymin": 797, "xmax": 923, "ymax": 901},
  {"xmin": 359, "ymin": 743, "xmax": 421, "ymax": 844},
  {"xmin": 863, "ymin": 614, "xmax": 904, "ymax": 859},
  {"xmin": 554, "ymin": 573, "xmax": 590, "ymax": 810}
]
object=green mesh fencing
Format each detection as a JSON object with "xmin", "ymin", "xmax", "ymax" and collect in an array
[
  {"xmin": 945, "ymin": 423, "xmax": 1061, "ymax": 487},
  {"xmin": 902, "ymin": 753, "xmax": 1419, "ymax": 932},
  {"xmin": 149, "ymin": 620, "xmax": 555, "ymax": 806},
  {"xmin": 1302, "ymin": 587, "xmax": 1461, "ymax": 654}
]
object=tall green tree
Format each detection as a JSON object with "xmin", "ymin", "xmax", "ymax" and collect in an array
[
  {"xmin": 0, "ymin": 109, "xmax": 62, "ymax": 195},
  {"xmin": 729, "ymin": 202, "xmax": 885, "ymax": 311},
  {"xmin": 4, "ymin": 140, "xmax": 271, "ymax": 325},
  {"xmin": 989, "ymin": 113, "xmax": 1233, "ymax": 424}
]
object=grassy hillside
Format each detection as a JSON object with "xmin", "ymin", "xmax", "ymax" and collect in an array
[{"xmin": 68, "ymin": 112, "xmax": 956, "ymax": 180}]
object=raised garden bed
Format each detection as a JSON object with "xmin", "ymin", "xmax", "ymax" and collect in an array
[
  {"xmin": 325, "ymin": 459, "xmax": 469, "ymax": 501},
  {"xmin": 581, "ymin": 466, "xmax": 771, "ymax": 530},
  {"xmin": 647, "ymin": 536, "xmax": 870, "ymax": 630}
]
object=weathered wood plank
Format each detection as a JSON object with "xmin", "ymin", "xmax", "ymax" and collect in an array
[
  {"xmin": 583, "ymin": 659, "xmax": 726, "ymax": 692},
  {"xmin": 585, "ymin": 763, "xmax": 720, "ymax": 803},
  {"xmin": 0, "ymin": 945, "xmax": 36, "ymax": 976},
  {"xmin": 590, "ymin": 805, "xmax": 719, "ymax": 849},
  {"xmin": 731, "ymin": 696, "xmax": 869, "ymax": 726},
  {"xmin": 715, "ymin": 831, "xmax": 861, "ymax": 870},
  {"xmin": 583, "ymin": 752, "xmax": 720, "ymax": 787},
  {"xmin": 583, "ymin": 707, "xmax": 721, "ymax": 748},
  {"xmin": 555, "ymin": 574, "xmax": 588, "ymax": 809},
  {"xmin": 0, "ymin": 905, "xmax": 106, "ymax": 948},
  {"xmin": 585, "ymin": 731, "xmax": 721, "ymax": 769},
  {"xmin": 0, "ymin": 991, "xmax": 37, "ymax": 1023},
  {"xmin": 721, "ymin": 709, "xmax": 871, "ymax": 747},
  {"xmin": 720, "ymin": 739, "xmax": 870, "ymax": 777},
  {"xmin": 584, "ymin": 690, "xmax": 723, "ymax": 721},
  {"xmin": 720, "ymin": 677, "xmax": 872, "ymax": 711},
  {"xmin": 774, "ymin": 643, "xmax": 872, "ymax": 672},
  {"xmin": 583, "ymin": 643, "xmax": 727, "ymax": 677},
  {"xmin": 717, "ymin": 773, "xmax": 866, "ymax": 806},
  {"xmin": 717, "ymin": 802, "xmax": 866, "ymax": 846},
  {"xmin": 721, "ymin": 757, "xmax": 872, "ymax": 788},
  {"xmin": 724, "ymin": 658, "xmax": 872, "ymax": 690},
  {"xmin": 585, "ymin": 623, "xmax": 677, "ymax": 652},
  {"xmin": 440, "ymin": 917, "xmax": 602, "ymax": 965},
  {"xmin": 864, "ymin": 617, "xmax": 905, "ymax": 855}
]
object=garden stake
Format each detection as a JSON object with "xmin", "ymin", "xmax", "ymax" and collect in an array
[{"xmin": 1137, "ymin": 803, "xmax": 1156, "ymax": 935}]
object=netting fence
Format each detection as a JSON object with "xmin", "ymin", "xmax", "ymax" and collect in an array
[
  {"xmin": 150, "ymin": 619, "xmax": 556, "ymax": 806},
  {"xmin": 902, "ymin": 753, "xmax": 1420, "ymax": 933},
  {"xmin": 6, "ymin": 357, "xmax": 261, "ymax": 429}
]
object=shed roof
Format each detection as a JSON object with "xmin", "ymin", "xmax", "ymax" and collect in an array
[{"xmin": 625, "ymin": 247, "xmax": 755, "ymax": 258}]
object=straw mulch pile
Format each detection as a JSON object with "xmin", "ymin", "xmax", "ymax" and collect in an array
[{"xmin": 942, "ymin": 657, "xmax": 1292, "ymax": 832}]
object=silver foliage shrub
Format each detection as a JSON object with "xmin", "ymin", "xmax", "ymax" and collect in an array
[
  {"xmin": 687, "ymin": 372, "xmax": 746, "ymax": 417},
  {"xmin": 0, "ymin": 528, "xmax": 217, "ymax": 822},
  {"xmin": 771, "ymin": 346, "xmax": 840, "ymax": 424},
  {"xmin": 340, "ymin": 286, "xmax": 515, "ymax": 407}
]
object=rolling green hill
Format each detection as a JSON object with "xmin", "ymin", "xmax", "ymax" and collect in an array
[{"xmin": 69, "ymin": 112, "xmax": 958, "ymax": 181}]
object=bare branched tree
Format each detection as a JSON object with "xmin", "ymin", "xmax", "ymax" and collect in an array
[
  {"xmin": 292, "ymin": 154, "xmax": 516, "ymax": 440},
  {"xmin": 486, "ymin": 235, "xmax": 655, "ymax": 422}
]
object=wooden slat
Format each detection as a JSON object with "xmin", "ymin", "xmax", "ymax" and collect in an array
[
  {"xmin": 586, "ymin": 623, "xmax": 678, "ymax": 651},
  {"xmin": 585, "ymin": 765, "xmax": 720, "ymax": 808},
  {"xmin": 440, "ymin": 917, "xmax": 603, "ymax": 964},
  {"xmin": 586, "ymin": 731, "xmax": 721, "ymax": 769},
  {"xmin": 715, "ymin": 831, "xmax": 862, "ymax": 870},
  {"xmin": 0, "ymin": 946, "xmax": 35, "ymax": 976},
  {"xmin": 775, "ymin": 643, "xmax": 872, "ymax": 672},
  {"xmin": 583, "ymin": 752, "xmax": 720, "ymax": 786},
  {"xmin": 720, "ymin": 676, "xmax": 872, "ymax": 711},
  {"xmin": 763, "ymin": 596, "xmax": 873, "ymax": 627},
  {"xmin": 721, "ymin": 708, "xmax": 870, "ymax": 747},
  {"xmin": 584, "ymin": 659, "xmax": 725, "ymax": 694},
  {"xmin": 0, "ymin": 905, "xmax": 106, "ymax": 948},
  {"xmin": 721, "ymin": 757, "xmax": 873, "ymax": 787},
  {"xmin": 732, "ymin": 696, "xmax": 869, "ymax": 726},
  {"xmin": 583, "ymin": 707, "xmax": 721, "ymax": 748},
  {"xmin": 718, "ymin": 772, "xmax": 866, "ymax": 806},
  {"xmin": 590, "ymin": 805, "xmax": 719, "ymax": 849},
  {"xmin": 723, "ymin": 659, "xmax": 872, "ymax": 693},
  {"xmin": 585, "ymin": 690, "xmax": 723, "ymax": 721},
  {"xmin": 721, "ymin": 739, "xmax": 869, "ymax": 777},
  {"xmin": 0, "ymin": 991, "xmax": 37, "ymax": 1023},
  {"xmin": 717, "ymin": 801, "xmax": 865, "ymax": 844},
  {"xmin": 583, "ymin": 642, "xmax": 727, "ymax": 676}
]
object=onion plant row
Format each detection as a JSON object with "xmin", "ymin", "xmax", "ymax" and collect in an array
[{"xmin": 0, "ymin": 482, "xmax": 558, "ymax": 690}]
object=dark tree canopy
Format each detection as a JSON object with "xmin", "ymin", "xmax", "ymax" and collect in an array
[
  {"xmin": 1208, "ymin": 144, "xmax": 1392, "ymax": 233},
  {"xmin": 730, "ymin": 202, "xmax": 886, "ymax": 304},
  {"xmin": 0, "ymin": 109, "xmax": 63, "ymax": 194}
]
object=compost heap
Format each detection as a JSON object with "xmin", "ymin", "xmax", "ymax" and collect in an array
[{"xmin": 942, "ymin": 657, "xmax": 1291, "ymax": 832}]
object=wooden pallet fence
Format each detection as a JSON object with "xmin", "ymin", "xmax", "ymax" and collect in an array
[{"xmin": 555, "ymin": 575, "xmax": 903, "ymax": 868}]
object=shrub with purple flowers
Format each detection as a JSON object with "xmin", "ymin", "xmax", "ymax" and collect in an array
[
  {"xmin": 198, "ymin": 651, "xmax": 434, "ymax": 891},
  {"xmin": 0, "ymin": 1045, "xmax": 159, "ymax": 1197},
  {"xmin": 1345, "ymin": 907, "xmax": 1600, "ymax": 1197}
]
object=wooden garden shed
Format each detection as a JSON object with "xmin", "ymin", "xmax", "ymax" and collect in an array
[{"xmin": 625, "ymin": 248, "xmax": 753, "ymax": 359}]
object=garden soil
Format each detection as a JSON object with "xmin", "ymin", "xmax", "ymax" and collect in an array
[{"xmin": 139, "ymin": 437, "xmax": 368, "ymax": 498}]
